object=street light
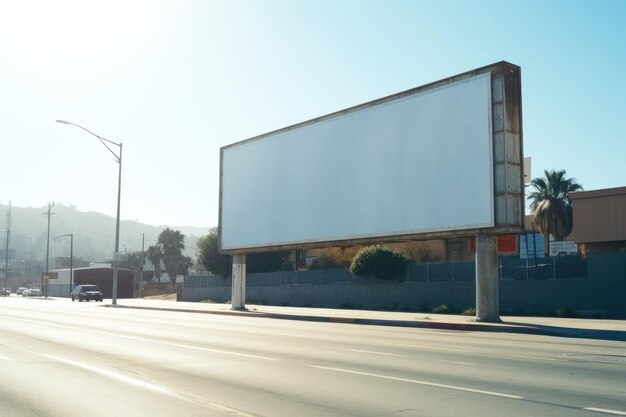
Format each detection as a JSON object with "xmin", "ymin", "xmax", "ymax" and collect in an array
[
  {"xmin": 56, "ymin": 233, "xmax": 73, "ymax": 296},
  {"xmin": 56, "ymin": 119, "xmax": 123, "ymax": 305}
]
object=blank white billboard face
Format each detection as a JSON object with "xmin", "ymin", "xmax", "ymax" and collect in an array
[{"xmin": 221, "ymin": 73, "xmax": 493, "ymax": 251}]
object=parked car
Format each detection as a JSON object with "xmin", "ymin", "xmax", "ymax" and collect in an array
[
  {"xmin": 71, "ymin": 284, "xmax": 103, "ymax": 302},
  {"xmin": 23, "ymin": 288, "xmax": 42, "ymax": 297},
  {"xmin": 1, "ymin": 288, "xmax": 10, "ymax": 296},
  {"xmin": 16, "ymin": 287, "xmax": 27, "ymax": 295}
]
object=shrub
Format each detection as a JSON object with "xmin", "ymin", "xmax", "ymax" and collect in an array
[
  {"xmin": 432, "ymin": 304, "xmax": 451, "ymax": 314},
  {"xmin": 349, "ymin": 245, "xmax": 410, "ymax": 281},
  {"xmin": 462, "ymin": 307, "xmax": 476, "ymax": 316},
  {"xmin": 557, "ymin": 307, "xmax": 577, "ymax": 318}
]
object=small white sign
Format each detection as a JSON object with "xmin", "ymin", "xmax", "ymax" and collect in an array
[{"xmin": 550, "ymin": 241, "xmax": 578, "ymax": 256}]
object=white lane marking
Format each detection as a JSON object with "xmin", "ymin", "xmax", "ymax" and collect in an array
[
  {"xmin": 165, "ymin": 341, "xmax": 279, "ymax": 361},
  {"xmin": 390, "ymin": 343, "xmax": 561, "ymax": 362},
  {"xmin": 343, "ymin": 348, "xmax": 474, "ymax": 365},
  {"xmin": 44, "ymin": 354, "xmax": 257, "ymax": 417},
  {"xmin": 169, "ymin": 392, "xmax": 257, "ymax": 417},
  {"xmin": 343, "ymin": 349, "xmax": 401, "ymax": 357},
  {"xmin": 429, "ymin": 358, "xmax": 475, "ymax": 366},
  {"xmin": 310, "ymin": 365, "xmax": 524, "ymax": 399},
  {"xmin": 10, "ymin": 316, "xmax": 279, "ymax": 362},
  {"xmin": 584, "ymin": 408, "xmax": 626, "ymax": 416},
  {"xmin": 44, "ymin": 354, "xmax": 171, "ymax": 394}
]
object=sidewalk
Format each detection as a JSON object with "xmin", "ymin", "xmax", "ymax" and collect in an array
[{"xmin": 108, "ymin": 298, "xmax": 626, "ymax": 342}]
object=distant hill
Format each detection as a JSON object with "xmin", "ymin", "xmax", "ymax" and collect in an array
[{"xmin": 0, "ymin": 203, "xmax": 210, "ymax": 264}]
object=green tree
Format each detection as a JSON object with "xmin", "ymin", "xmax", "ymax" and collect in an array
[
  {"xmin": 349, "ymin": 245, "xmax": 410, "ymax": 281},
  {"xmin": 146, "ymin": 244, "xmax": 164, "ymax": 283},
  {"xmin": 196, "ymin": 227, "xmax": 231, "ymax": 277},
  {"xmin": 158, "ymin": 227, "xmax": 186, "ymax": 290},
  {"xmin": 178, "ymin": 256, "xmax": 194, "ymax": 275},
  {"xmin": 527, "ymin": 169, "xmax": 583, "ymax": 248},
  {"xmin": 118, "ymin": 251, "xmax": 144, "ymax": 273}
]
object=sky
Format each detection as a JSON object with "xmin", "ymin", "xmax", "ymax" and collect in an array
[{"xmin": 1, "ymin": 0, "xmax": 625, "ymax": 229}]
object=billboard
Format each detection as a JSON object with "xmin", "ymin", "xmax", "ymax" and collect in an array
[{"xmin": 220, "ymin": 62, "xmax": 523, "ymax": 253}]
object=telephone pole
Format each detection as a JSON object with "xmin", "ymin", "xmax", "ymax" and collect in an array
[
  {"xmin": 3, "ymin": 202, "xmax": 10, "ymax": 295},
  {"xmin": 43, "ymin": 203, "xmax": 55, "ymax": 298}
]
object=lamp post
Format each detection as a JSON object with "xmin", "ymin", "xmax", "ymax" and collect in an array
[
  {"xmin": 56, "ymin": 233, "xmax": 73, "ymax": 296},
  {"xmin": 56, "ymin": 119, "xmax": 122, "ymax": 305}
]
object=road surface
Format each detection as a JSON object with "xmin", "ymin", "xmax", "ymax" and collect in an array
[{"xmin": 1, "ymin": 297, "xmax": 624, "ymax": 417}]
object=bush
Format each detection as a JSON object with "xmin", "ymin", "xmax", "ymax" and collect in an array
[
  {"xmin": 432, "ymin": 304, "xmax": 451, "ymax": 314},
  {"xmin": 557, "ymin": 307, "xmax": 577, "ymax": 318},
  {"xmin": 462, "ymin": 307, "xmax": 476, "ymax": 316},
  {"xmin": 349, "ymin": 245, "xmax": 410, "ymax": 281}
]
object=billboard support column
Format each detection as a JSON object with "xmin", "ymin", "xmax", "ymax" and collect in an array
[
  {"xmin": 231, "ymin": 254, "xmax": 246, "ymax": 310},
  {"xmin": 475, "ymin": 231, "xmax": 500, "ymax": 322}
]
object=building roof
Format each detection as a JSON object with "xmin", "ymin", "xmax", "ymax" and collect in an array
[
  {"xmin": 571, "ymin": 186, "xmax": 626, "ymax": 244},
  {"xmin": 570, "ymin": 186, "xmax": 626, "ymax": 200}
]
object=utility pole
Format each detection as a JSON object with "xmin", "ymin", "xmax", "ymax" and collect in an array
[
  {"xmin": 140, "ymin": 233, "xmax": 145, "ymax": 298},
  {"xmin": 43, "ymin": 203, "xmax": 55, "ymax": 298},
  {"xmin": 3, "ymin": 202, "xmax": 10, "ymax": 295}
]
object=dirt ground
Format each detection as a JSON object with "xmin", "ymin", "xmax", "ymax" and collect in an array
[
  {"xmin": 140, "ymin": 288, "xmax": 177, "ymax": 300},
  {"xmin": 141, "ymin": 293, "xmax": 177, "ymax": 300}
]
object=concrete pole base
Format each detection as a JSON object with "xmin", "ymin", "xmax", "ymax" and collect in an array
[
  {"xmin": 231, "ymin": 254, "xmax": 246, "ymax": 311},
  {"xmin": 475, "ymin": 231, "xmax": 501, "ymax": 323}
]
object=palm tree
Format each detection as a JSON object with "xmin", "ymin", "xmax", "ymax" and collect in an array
[
  {"xmin": 146, "ymin": 244, "xmax": 164, "ymax": 283},
  {"xmin": 527, "ymin": 169, "xmax": 583, "ymax": 250},
  {"xmin": 158, "ymin": 228, "xmax": 185, "ymax": 290}
]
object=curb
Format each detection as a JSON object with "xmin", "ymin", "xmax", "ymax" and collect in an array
[{"xmin": 104, "ymin": 304, "xmax": 558, "ymax": 337}]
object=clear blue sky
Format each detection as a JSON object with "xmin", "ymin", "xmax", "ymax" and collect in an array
[{"xmin": 1, "ymin": 0, "xmax": 624, "ymax": 228}]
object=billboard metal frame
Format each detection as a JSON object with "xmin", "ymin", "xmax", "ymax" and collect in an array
[{"xmin": 219, "ymin": 61, "xmax": 523, "ymax": 255}]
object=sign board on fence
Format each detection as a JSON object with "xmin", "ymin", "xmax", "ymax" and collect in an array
[
  {"xmin": 550, "ymin": 241, "xmax": 578, "ymax": 256},
  {"xmin": 519, "ymin": 233, "xmax": 545, "ymax": 259}
]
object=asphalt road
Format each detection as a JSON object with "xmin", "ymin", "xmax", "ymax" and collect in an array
[{"xmin": 1, "ymin": 297, "xmax": 625, "ymax": 417}]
